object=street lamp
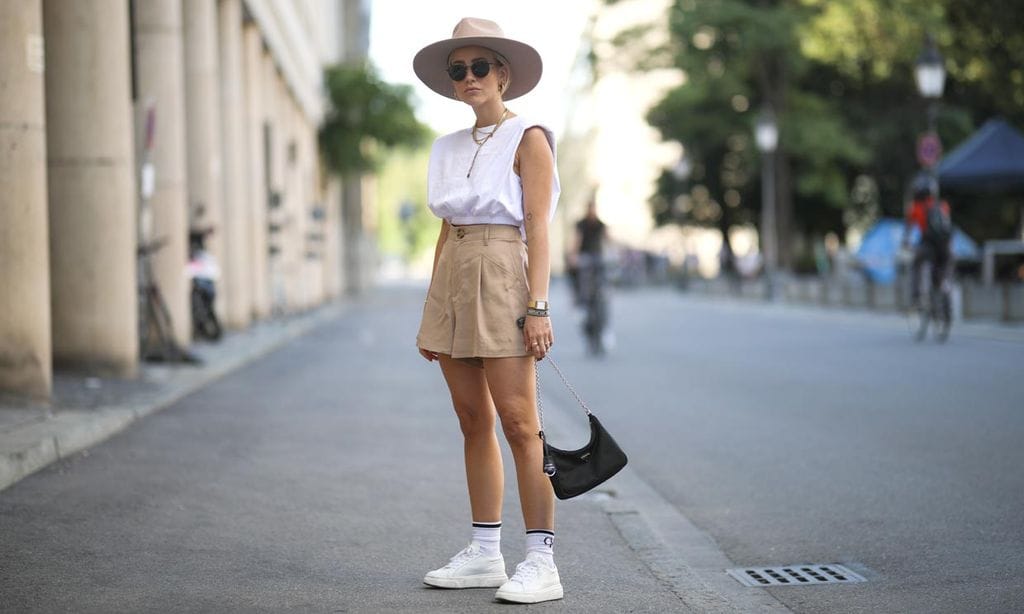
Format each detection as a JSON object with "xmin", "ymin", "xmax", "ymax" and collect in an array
[
  {"xmin": 755, "ymin": 105, "xmax": 778, "ymax": 298},
  {"xmin": 914, "ymin": 34, "xmax": 946, "ymax": 212},
  {"xmin": 914, "ymin": 36, "xmax": 946, "ymax": 100}
]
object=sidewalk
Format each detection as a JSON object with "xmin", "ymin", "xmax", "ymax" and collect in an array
[
  {"xmin": 0, "ymin": 305, "xmax": 343, "ymax": 493},
  {"xmin": 679, "ymin": 278, "xmax": 1024, "ymax": 344}
]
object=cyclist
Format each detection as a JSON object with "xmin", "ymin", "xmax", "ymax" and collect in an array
[
  {"xmin": 568, "ymin": 199, "xmax": 610, "ymax": 354},
  {"xmin": 902, "ymin": 174, "xmax": 952, "ymax": 308}
]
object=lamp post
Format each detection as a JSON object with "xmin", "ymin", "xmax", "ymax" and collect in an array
[
  {"xmin": 755, "ymin": 105, "xmax": 779, "ymax": 298},
  {"xmin": 914, "ymin": 35, "xmax": 946, "ymax": 195}
]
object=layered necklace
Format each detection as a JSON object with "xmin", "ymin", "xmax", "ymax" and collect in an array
[{"xmin": 466, "ymin": 107, "xmax": 511, "ymax": 178}]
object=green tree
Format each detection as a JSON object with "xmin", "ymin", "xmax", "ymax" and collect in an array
[
  {"xmin": 319, "ymin": 63, "xmax": 429, "ymax": 174},
  {"xmin": 647, "ymin": 0, "xmax": 880, "ymax": 269},
  {"xmin": 613, "ymin": 0, "xmax": 1024, "ymax": 263}
]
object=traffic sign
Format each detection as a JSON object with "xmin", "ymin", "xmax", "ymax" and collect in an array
[{"xmin": 917, "ymin": 132, "xmax": 942, "ymax": 168}]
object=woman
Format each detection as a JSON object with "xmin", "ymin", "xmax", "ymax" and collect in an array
[{"xmin": 412, "ymin": 17, "xmax": 562, "ymax": 604}]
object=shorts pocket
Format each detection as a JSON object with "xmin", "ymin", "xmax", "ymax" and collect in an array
[{"xmin": 483, "ymin": 241, "xmax": 529, "ymax": 294}]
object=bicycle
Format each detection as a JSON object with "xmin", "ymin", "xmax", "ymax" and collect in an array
[
  {"xmin": 138, "ymin": 238, "xmax": 199, "ymax": 362},
  {"xmin": 903, "ymin": 253, "xmax": 952, "ymax": 343},
  {"xmin": 575, "ymin": 254, "xmax": 609, "ymax": 356}
]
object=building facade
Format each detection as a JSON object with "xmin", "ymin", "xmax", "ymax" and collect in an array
[{"xmin": 0, "ymin": 0, "xmax": 370, "ymax": 399}]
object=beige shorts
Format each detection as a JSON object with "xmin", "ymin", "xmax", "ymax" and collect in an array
[{"xmin": 417, "ymin": 224, "xmax": 530, "ymax": 364}]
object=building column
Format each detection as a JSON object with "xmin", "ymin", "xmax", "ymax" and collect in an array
[
  {"xmin": 262, "ymin": 53, "xmax": 286, "ymax": 314},
  {"xmin": 243, "ymin": 22, "xmax": 270, "ymax": 320},
  {"xmin": 323, "ymin": 176, "xmax": 344, "ymax": 299},
  {"xmin": 217, "ymin": 0, "xmax": 251, "ymax": 327},
  {"xmin": 296, "ymin": 101, "xmax": 323, "ymax": 309},
  {"xmin": 44, "ymin": 0, "xmax": 138, "ymax": 375},
  {"xmin": 132, "ymin": 0, "xmax": 190, "ymax": 347},
  {"xmin": 182, "ymin": 0, "xmax": 225, "ymax": 320},
  {"xmin": 0, "ymin": 0, "xmax": 51, "ymax": 397},
  {"xmin": 305, "ymin": 113, "xmax": 327, "ymax": 306},
  {"xmin": 342, "ymin": 172, "xmax": 368, "ymax": 295},
  {"xmin": 282, "ymin": 94, "xmax": 303, "ymax": 310}
]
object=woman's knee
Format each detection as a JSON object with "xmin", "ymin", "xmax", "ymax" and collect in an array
[
  {"xmin": 498, "ymin": 407, "xmax": 540, "ymax": 450},
  {"xmin": 452, "ymin": 401, "xmax": 496, "ymax": 438}
]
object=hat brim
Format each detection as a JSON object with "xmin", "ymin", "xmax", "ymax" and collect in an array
[{"xmin": 413, "ymin": 36, "xmax": 543, "ymax": 101}]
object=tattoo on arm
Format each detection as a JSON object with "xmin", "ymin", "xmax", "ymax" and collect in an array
[{"xmin": 526, "ymin": 213, "xmax": 533, "ymax": 221}]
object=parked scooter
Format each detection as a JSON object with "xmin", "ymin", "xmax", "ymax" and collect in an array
[{"xmin": 187, "ymin": 228, "xmax": 222, "ymax": 341}]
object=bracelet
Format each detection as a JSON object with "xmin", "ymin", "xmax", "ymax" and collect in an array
[{"xmin": 526, "ymin": 307, "xmax": 550, "ymax": 317}]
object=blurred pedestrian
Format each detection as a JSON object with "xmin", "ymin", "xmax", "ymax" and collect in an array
[{"xmin": 412, "ymin": 17, "xmax": 563, "ymax": 604}]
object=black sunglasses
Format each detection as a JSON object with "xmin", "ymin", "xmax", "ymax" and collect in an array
[{"xmin": 446, "ymin": 59, "xmax": 500, "ymax": 82}]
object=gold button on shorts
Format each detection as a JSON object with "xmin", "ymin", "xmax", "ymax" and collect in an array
[{"xmin": 417, "ymin": 224, "xmax": 530, "ymax": 364}]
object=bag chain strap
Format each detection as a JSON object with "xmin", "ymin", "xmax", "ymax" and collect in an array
[{"xmin": 535, "ymin": 354, "xmax": 592, "ymax": 477}]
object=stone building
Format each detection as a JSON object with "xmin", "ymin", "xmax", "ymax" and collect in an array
[{"xmin": 0, "ymin": 0, "xmax": 371, "ymax": 399}]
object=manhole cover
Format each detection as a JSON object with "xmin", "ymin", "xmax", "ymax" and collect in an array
[{"xmin": 727, "ymin": 564, "xmax": 866, "ymax": 587}]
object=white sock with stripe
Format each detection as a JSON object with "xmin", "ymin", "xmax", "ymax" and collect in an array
[
  {"xmin": 526, "ymin": 529, "xmax": 555, "ymax": 565},
  {"xmin": 472, "ymin": 521, "xmax": 502, "ymax": 556}
]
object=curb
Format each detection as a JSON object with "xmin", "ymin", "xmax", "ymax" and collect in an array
[
  {"xmin": 680, "ymin": 290, "xmax": 1024, "ymax": 344},
  {"xmin": 0, "ymin": 303, "xmax": 343, "ymax": 493},
  {"xmin": 541, "ymin": 396, "xmax": 793, "ymax": 613}
]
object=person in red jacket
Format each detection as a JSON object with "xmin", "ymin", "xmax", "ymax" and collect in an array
[{"xmin": 903, "ymin": 174, "xmax": 952, "ymax": 306}]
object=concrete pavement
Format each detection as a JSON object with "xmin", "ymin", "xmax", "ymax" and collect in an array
[{"xmin": 0, "ymin": 305, "xmax": 343, "ymax": 495}]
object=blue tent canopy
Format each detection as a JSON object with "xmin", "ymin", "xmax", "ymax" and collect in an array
[
  {"xmin": 855, "ymin": 218, "xmax": 980, "ymax": 285},
  {"xmin": 938, "ymin": 118, "xmax": 1024, "ymax": 194}
]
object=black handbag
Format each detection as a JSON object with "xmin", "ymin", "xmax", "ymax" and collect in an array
[{"xmin": 534, "ymin": 356, "xmax": 628, "ymax": 500}]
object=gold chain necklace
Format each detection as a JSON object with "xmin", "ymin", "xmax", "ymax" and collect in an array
[{"xmin": 467, "ymin": 108, "xmax": 511, "ymax": 178}]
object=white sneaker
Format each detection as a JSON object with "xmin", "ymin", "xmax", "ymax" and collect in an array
[
  {"xmin": 423, "ymin": 543, "xmax": 508, "ymax": 589},
  {"xmin": 494, "ymin": 552, "xmax": 564, "ymax": 603}
]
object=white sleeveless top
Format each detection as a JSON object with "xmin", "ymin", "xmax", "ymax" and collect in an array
[{"xmin": 427, "ymin": 116, "xmax": 560, "ymax": 237}]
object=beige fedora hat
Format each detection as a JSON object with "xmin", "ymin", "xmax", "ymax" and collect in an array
[{"xmin": 413, "ymin": 17, "xmax": 543, "ymax": 101}]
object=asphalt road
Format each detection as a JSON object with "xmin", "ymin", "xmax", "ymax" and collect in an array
[
  {"xmin": 1, "ymin": 281, "xmax": 1022, "ymax": 613},
  {"xmin": 554, "ymin": 283, "xmax": 1024, "ymax": 614},
  {"xmin": 0, "ymin": 284, "xmax": 685, "ymax": 614}
]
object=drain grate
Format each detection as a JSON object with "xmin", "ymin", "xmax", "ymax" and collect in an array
[{"xmin": 727, "ymin": 564, "xmax": 866, "ymax": 587}]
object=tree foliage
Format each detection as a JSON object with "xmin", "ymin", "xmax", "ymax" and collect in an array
[
  {"xmin": 632, "ymin": 0, "xmax": 1024, "ymax": 263},
  {"xmin": 319, "ymin": 63, "xmax": 430, "ymax": 175}
]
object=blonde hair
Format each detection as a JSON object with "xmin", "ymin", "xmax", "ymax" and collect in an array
[{"xmin": 493, "ymin": 50, "xmax": 512, "ymax": 96}]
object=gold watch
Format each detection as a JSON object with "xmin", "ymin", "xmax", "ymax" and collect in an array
[{"xmin": 528, "ymin": 299, "xmax": 549, "ymax": 311}]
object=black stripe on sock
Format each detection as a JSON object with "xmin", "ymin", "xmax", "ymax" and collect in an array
[
  {"xmin": 472, "ymin": 521, "xmax": 502, "ymax": 528},
  {"xmin": 526, "ymin": 529, "xmax": 554, "ymax": 536}
]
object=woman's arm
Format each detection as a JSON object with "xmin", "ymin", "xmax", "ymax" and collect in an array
[{"xmin": 519, "ymin": 127, "xmax": 555, "ymax": 358}]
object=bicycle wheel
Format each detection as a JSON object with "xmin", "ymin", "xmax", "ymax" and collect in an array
[
  {"xmin": 913, "ymin": 305, "xmax": 929, "ymax": 342},
  {"xmin": 584, "ymin": 294, "xmax": 607, "ymax": 355},
  {"xmin": 906, "ymin": 290, "xmax": 928, "ymax": 342},
  {"xmin": 934, "ymin": 290, "xmax": 952, "ymax": 343}
]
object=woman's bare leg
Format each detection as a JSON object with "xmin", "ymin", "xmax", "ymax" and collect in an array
[
  {"xmin": 482, "ymin": 356, "xmax": 554, "ymax": 530},
  {"xmin": 438, "ymin": 355, "xmax": 504, "ymax": 522}
]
